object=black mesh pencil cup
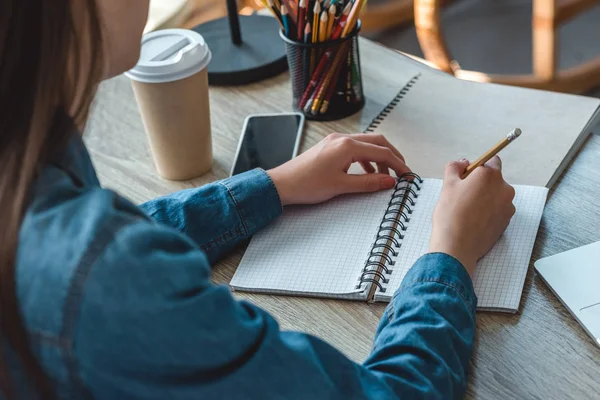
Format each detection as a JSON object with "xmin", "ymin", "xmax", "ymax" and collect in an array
[{"xmin": 280, "ymin": 22, "xmax": 365, "ymax": 121}]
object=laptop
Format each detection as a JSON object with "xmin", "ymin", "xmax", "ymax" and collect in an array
[{"xmin": 535, "ymin": 241, "xmax": 600, "ymax": 348}]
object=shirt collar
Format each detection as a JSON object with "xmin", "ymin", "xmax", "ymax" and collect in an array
[{"xmin": 51, "ymin": 133, "xmax": 100, "ymax": 188}]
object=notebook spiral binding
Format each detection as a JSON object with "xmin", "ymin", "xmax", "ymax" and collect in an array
[
  {"xmin": 356, "ymin": 173, "xmax": 424, "ymax": 293},
  {"xmin": 356, "ymin": 73, "xmax": 424, "ymax": 293},
  {"xmin": 364, "ymin": 73, "xmax": 422, "ymax": 133}
]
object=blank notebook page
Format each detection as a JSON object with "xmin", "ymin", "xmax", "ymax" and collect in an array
[
  {"xmin": 376, "ymin": 179, "xmax": 548, "ymax": 312},
  {"xmin": 373, "ymin": 72, "xmax": 600, "ymax": 187},
  {"xmin": 231, "ymin": 190, "xmax": 393, "ymax": 298}
]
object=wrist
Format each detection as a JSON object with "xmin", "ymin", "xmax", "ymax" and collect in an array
[{"xmin": 266, "ymin": 167, "xmax": 292, "ymax": 206}]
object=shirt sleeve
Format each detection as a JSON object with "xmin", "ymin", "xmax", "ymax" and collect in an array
[
  {"xmin": 75, "ymin": 220, "xmax": 476, "ymax": 400},
  {"xmin": 364, "ymin": 253, "xmax": 478, "ymax": 399},
  {"xmin": 139, "ymin": 169, "xmax": 282, "ymax": 263}
]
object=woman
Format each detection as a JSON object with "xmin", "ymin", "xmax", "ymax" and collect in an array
[{"xmin": 0, "ymin": 0, "xmax": 515, "ymax": 398}]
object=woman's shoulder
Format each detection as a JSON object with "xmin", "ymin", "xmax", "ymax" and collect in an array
[
  {"xmin": 16, "ymin": 157, "xmax": 214, "ymax": 396},
  {"xmin": 18, "ymin": 167, "xmax": 149, "ymax": 333}
]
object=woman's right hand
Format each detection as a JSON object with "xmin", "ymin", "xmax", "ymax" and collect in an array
[{"xmin": 429, "ymin": 156, "xmax": 516, "ymax": 276}]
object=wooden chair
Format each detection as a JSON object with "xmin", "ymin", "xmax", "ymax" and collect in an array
[
  {"xmin": 359, "ymin": 0, "xmax": 414, "ymax": 32},
  {"xmin": 414, "ymin": 0, "xmax": 600, "ymax": 93},
  {"xmin": 360, "ymin": 0, "xmax": 452, "ymax": 33}
]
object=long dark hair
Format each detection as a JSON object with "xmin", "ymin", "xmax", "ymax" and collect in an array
[{"xmin": 0, "ymin": 0, "xmax": 103, "ymax": 396}]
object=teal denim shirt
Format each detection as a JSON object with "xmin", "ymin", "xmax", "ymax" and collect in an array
[{"xmin": 12, "ymin": 135, "xmax": 477, "ymax": 399}]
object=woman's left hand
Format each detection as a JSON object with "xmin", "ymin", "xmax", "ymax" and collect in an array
[{"xmin": 267, "ymin": 133, "xmax": 411, "ymax": 206}]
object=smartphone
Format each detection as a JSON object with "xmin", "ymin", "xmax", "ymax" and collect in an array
[{"xmin": 230, "ymin": 113, "xmax": 305, "ymax": 176}]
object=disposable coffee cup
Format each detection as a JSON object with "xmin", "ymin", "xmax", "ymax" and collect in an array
[{"xmin": 126, "ymin": 29, "xmax": 212, "ymax": 180}]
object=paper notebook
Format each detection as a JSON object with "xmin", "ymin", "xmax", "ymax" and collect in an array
[
  {"xmin": 231, "ymin": 175, "xmax": 548, "ymax": 312},
  {"xmin": 357, "ymin": 71, "xmax": 600, "ymax": 188}
]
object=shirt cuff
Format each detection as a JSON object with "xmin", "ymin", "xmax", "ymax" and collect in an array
[
  {"xmin": 398, "ymin": 253, "xmax": 478, "ymax": 313},
  {"xmin": 219, "ymin": 169, "xmax": 283, "ymax": 236}
]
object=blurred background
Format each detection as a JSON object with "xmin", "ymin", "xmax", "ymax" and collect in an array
[{"xmin": 147, "ymin": 0, "xmax": 600, "ymax": 97}]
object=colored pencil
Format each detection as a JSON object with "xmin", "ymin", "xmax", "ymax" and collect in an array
[
  {"xmin": 267, "ymin": 0, "xmax": 284, "ymax": 28},
  {"xmin": 298, "ymin": 49, "xmax": 334, "ymax": 109},
  {"xmin": 302, "ymin": 22, "xmax": 312, "ymax": 94},
  {"xmin": 318, "ymin": 11, "xmax": 328, "ymax": 43},
  {"xmin": 341, "ymin": 0, "xmax": 365, "ymax": 38},
  {"xmin": 304, "ymin": 21, "xmax": 312, "ymax": 43},
  {"xmin": 320, "ymin": 57, "xmax": 344, "ymax": 113},
  {"xmin": 282, "ymin": 0, "xmax": 299, "ymax": 24},
  {"xmin": 330, "ymin": 1, "xmax": 351, "ymax": 40},
  {"xmin": 326, "ymin": 4, "xmax": 336, "ymax": 39},
  {"xmin": 282, "ymin": 5, "xmax": 294, "ymax": 40},
  {"xmin": 297, "ymin": 0, "xmax": 307, "ymax": 42},
  {"xmin": 311, "ymin": 43, "xmax": 349, "ymax": 113},
  {"xmin": 311, "ymin": 1, "xmax": 321, "ymax": 43}
]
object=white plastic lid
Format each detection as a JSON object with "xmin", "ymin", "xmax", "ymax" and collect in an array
[{"xmin": 125, "ymin": 29, "xmax": 212, "ymax": 83}]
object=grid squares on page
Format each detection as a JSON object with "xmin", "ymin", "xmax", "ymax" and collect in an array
[
  {"xmin": 377, "ymin": 179, "xmax": 547, "ymax": 312},
  {"xmin": 472, "ymin": 185, "xmax": 547, "ymax": 310},
  {"xmin": 230, "ymin": 189, "xmax": 393, "ymax": 297}
]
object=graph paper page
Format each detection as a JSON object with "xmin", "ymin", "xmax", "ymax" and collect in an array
[
  {"xmin": 376, "ymin": 179, "xmax": 548, "ymax": 312},
  {"xmin": 230, "ymin": 190, "xmax": 393, "ymax": 298}
]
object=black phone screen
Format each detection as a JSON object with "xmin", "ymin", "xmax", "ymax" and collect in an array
[{"xmin": 232, "ymin": 114, "xmax": 303, "ymax": 176}]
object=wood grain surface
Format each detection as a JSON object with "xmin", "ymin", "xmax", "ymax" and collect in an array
[{"xmin": 85, "ymin": 37, "xmax": 600, "ymax": 399}]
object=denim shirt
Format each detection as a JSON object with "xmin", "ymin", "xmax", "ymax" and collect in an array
[{"xmin": 14, "ymin": 135, "xmax": 477, "ymax": 399}]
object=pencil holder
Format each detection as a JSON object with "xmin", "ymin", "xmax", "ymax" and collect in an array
[{"xmin": 280, "ymin": 22, "xmax": 364, "ymax": 121}]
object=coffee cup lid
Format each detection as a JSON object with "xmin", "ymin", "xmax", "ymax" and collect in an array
[{"xmin": 125, "ymin": 29, "xmax": 212, "ymax": 83}]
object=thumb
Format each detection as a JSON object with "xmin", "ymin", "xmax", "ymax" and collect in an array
[
  {"xmin": 341, "ymin": 174, "xmax": 397, "ymax": 194},
  {"xmin": 444, "ymin": 158, "xmax": 470, "ymax": 182}
]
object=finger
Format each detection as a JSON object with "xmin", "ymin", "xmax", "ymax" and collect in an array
[
  {"xmin": 344, "ymin": 133, "xmax": 407, "ymax": 164},
  {"xmin": 360, "ymin": 161, "xmax": 375, "ymax": 173},
  {"xmin": 350, "ymin": 140, "xmax": 411, "ymax": 177},
  {"xmin": 485, "ymin": 155, "xmax": 502, "ymax": 171},
  {"xmin": 376, "ymin": 163, "xmax": 389, "ymax": 175},
  {"xmin": 444, "ymin": 158, "xmax": 470, "ymax": 182},
  {"xmin": 339, "ymin": 173, "xmax": 397, "ymax": 194}
]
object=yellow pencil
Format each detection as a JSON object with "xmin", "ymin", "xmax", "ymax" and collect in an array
[
  {"xmin": 341, "ymin": 0, "xmax": 365, "ymax": 38},
  {"xmin": 311, "ymin": 1, "xmax": 321, "ymax": 43},
  {"xmin": 464, "ymin": 129, "xmax": 522, "ymax": 177},
  {"xmin": 326, "ymin": 4, "xmax": 336, "ymax": 39},
  {"xmin": 318, "ymin": 10, "xmax": 328, "ymax": 43}
]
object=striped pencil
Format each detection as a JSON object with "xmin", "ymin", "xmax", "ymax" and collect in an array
[
  {"xmin": 319, "ymin": 57, "xmax": 345, "ymax": 114},
  {"xmin": 311, "ymin": 43, "xmax": 349, "ymax": 113},
  {"xmin": 298, "ymin": 49, "xmax": 334, "ymax": 109}
]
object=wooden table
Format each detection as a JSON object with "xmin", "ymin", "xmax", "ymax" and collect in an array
[{"xmin": 85, "ymin": 37, "xmax": 600, "ymax": 399}]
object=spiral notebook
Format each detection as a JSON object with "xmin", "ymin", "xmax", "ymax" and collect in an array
[{"xmin": 231, "ymin": 174, "xmax": 548, "ymax": 312}]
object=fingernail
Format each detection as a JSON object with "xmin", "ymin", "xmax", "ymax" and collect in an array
[{"xmin": 460, "ymin": 158, "xmax": 468, "ymax": 162}]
